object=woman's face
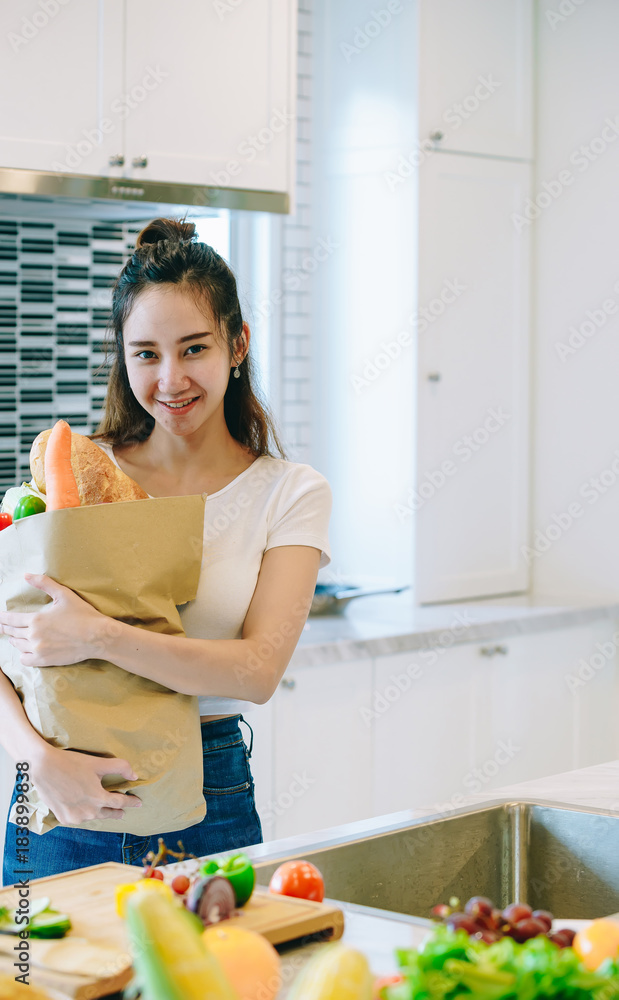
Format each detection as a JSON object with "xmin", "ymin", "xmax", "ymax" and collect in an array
[{"xmin": 123, "ymin": 284, "xmax": 239, "ymax": 437}]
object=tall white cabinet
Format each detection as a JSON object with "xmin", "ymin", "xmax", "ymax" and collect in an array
[
  {"xmin": 414, "ymin": 0, "xmax": 534, "ymax": 602},
  {"xmin": 415, "ymin": 155, "xmax": 531, "ymax": 602}
]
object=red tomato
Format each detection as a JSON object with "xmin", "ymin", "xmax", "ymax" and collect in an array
[
  {"xmin": 143, "ymin": 866, "xmax": 164, "ymax": 880},
  {"xmin": 268, "ymin": 860, "xmax": 324, "ymax": 902},
  {"xmin": 171, "ymin": 874, "xmax": 190, "ymax": 895},
  {"xmin": 0, "ymin": 513, "xmax": 12, "ymax": 531}
]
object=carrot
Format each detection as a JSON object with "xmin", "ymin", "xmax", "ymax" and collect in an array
[{"xmin": 44, "ymin": 419, "xmax": 81, "ymax": 510}]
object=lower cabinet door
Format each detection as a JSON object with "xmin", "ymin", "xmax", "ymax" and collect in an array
[
  {"xmin": 271, "ymin": 659, "xmax": 373, "ymax": 840},
  {"xmin": 484, "ymin": 622, "xmax": 618, "ymax": 786},
  {"xmin": 371, "ymin": 645, "xmax": 487, "ymax": 818}
]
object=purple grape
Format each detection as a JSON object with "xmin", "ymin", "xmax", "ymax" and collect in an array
[
  {"xmin": 532, "ymin": 909, "xmax": 553, "ymax": 932},
  {"xmin": 511, "ymin": 917, "xmax": 548, "ymax": 943},
  {"xmin": 465, "ymin": 895, "xmax": 494, "ymax": 918},
  {"xmin": 445, "ymin": 912, "xmax": 479, "ymax": 935}
]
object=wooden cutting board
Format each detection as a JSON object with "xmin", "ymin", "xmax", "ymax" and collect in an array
[{"xmin": 0, "ymin": 862, "xmax": 344, "ymax": 998}]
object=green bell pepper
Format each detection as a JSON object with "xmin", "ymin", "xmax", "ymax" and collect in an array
[{"xmin": 198, "ymin": 852, "xmax": 255, "ymax": 906}]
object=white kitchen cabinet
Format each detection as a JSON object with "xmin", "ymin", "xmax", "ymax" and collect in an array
[
  {"xmin": 371, "ymin": 621, "xmax": 619, "ymax": 820},
  {"xmin": 480, "ymin": 621, "xmax": 619, "ymax": 785},
  {"xmin": 0, "ymin": 0, "xmax": 296, "ymax": 197},
  {"xmin": 269, "ymin": 659, "xmax": 373, "ymax": 840},
  {"xmin": 415, "ymin": 153, "xmax": 531, "ymax": 603},
  {"xmin": 0, "ymin": 1, "xmax": 124, "ymax": 177},
  {"xmin": 418, "ymin": 0, "xmax": 533, "ymax": 159},
  {"xmin": 124, "ymin": 0, "xmax": 295, "ymax": 192}
]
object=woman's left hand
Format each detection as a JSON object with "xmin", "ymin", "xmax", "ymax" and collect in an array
[{"xmin": 0, "ymin": 573, "xmax": 108, "ymax": 667}]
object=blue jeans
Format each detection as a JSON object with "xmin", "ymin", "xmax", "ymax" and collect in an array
[{"xmin": 2, "ymin": 715, "xmax": 262, "ymax": 886}]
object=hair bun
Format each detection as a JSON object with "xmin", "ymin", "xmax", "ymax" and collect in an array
[{"xmin": 134, "ymin": 217, "xmax": 197, "ymax": 249}]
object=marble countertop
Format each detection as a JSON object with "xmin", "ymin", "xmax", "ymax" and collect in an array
[{"xmin": 293, "ymin": 590, "xmax": 619, "ymax": 666}]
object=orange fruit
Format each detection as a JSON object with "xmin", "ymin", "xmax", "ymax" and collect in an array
[
  {"xmin": 202, "ymin": 924, "xmax": 282, "ymax": 1000},
  {"xmin": 573, "ymin": 919, "xmax": 619, "ymax": 970}
]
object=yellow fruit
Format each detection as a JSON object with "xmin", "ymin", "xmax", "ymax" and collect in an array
[
  {"xmin": 125, "ymin": 889, "xmax": 239, "ymax": 1000},
  {"xmin": 115, "ymin": 877, "xmax": 173, "ymax": 918},
  {"xmin": 202, "ymin": 925, "xmax": 282, "ymax": 1000},
  {"xmin": 287, "ymin": 942, "xmax": 373, "ymax": 1000},
  {"xmin": 573, "ymin": 919, "xmax": 619, "ymax": 971}
]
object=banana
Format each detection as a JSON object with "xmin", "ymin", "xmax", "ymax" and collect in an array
[
  {"xmin": 124, "ymin": 889, "xmax": 240, "ymax": 1000},
  {"xmin": 288, "ymin": 941, "xmax": 374, "ymax": 999}
]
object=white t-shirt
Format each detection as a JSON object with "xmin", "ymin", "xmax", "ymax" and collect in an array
[{"xmin": 97, "ymin": 442, "xmax": 332, "ymax": 715}]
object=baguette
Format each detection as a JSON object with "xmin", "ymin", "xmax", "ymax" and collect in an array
[{"xmin": 30, "ymin": 429, "xmax": 148, "ymax": 505}]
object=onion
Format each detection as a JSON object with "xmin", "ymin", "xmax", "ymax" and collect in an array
[{"xmin": 184, "ymin": 875, "xmax": 235, "ymax": 926}]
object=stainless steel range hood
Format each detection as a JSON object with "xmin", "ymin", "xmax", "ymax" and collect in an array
[{"xmin": 0, "ymin": 166, "xmax": 289, "ymax": 216}]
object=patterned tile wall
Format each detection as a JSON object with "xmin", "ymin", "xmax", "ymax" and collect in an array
[{"xmin": 0, "ymin": 216, "xmax": 140, "ymax": 493}]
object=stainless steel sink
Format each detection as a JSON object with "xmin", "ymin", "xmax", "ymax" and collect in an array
[{"xmin": 252, "ymin": 800, "xmax": 619, "ymax": 919}]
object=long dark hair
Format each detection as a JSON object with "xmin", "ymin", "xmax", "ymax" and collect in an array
[{"xmin": 92, "ymin": 216, "xmax": 287, "ymax": 459}]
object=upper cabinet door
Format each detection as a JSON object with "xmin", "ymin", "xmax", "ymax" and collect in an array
[
  {"xmin": 418, "ymin": 0, "xmax": 533, "ymax": 159},
  {"xmin": 0, "ymin": 1, "xmax": 124, "ymax": 177},
  {"xmin": 123, "ymin": 0, "xmax": 296, "ymax": 192},
  {"xmin": 415, "ymin": 154, "xmax": 531, "ymax": 603}
]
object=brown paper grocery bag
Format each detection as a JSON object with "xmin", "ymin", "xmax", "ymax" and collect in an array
[{"xmin": 0, "ymin": 495, "xmax": 207, "ymax": 836}]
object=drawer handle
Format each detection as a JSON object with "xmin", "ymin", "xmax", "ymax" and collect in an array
[
  {"xmin": 108, "ymin": 154, "xmax": 125, "ymax": 167},
  {"xmin": 132, "ymin": 155, "xmax": 148, "ymax": 168},
  {"xmin": 480, "ymin": 644, "xmax": 508, "ymax": 657},
  {"xmin": 280, "ymin": 677, "xmax": 296, "ymax": 690}
]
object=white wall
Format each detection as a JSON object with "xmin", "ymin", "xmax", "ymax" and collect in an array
[
  {"xmin": 532, "ymin": 0, "xmax": 619, "ymax": 600},
  {"xmin": 312, "ymin": 0, "xmax": 417, "ymax": 588}
]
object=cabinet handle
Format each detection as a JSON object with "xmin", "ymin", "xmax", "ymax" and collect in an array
[
  {"xmin": 132, "ymin": 155, "xmax": 148, "ymax": 168},
  {"xmin": 280, "ymin": 677, "xmax": 296, "ymax": 690},
  {"xmin": 108, "ymin": 154, "xmax": 125, "ymax": 167},
  {"xmin": 480, "ymin": 644, "xmax": 509, "ymax": 657},
  {"xmin": 429, "ymin": 130, "xmax": 444, "ymax": 142},
  {"xmin": 427, "ymin": 372, "xmax": 441, "ymax": 382}
]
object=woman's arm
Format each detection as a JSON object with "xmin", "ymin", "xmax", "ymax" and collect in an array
[
  {"xmin": 0, "ymin": 546, "xmax": 321, "ymax": 704},
  {"xmin": 102, "ymin": 544, "xmax": 320, "ymax": 702},
  {"xmin": 0, "ymin": 669, "xmax": 142, "ymax": 824}
]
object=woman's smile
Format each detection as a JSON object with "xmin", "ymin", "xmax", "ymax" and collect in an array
[{"xmin": 155, "ymin": 395, "xmax": 202, "ymax": 413}]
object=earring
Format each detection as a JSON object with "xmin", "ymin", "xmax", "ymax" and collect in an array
[{"xmin": 233, "ymin": 362, "xmax": 240, "ymax": 379}]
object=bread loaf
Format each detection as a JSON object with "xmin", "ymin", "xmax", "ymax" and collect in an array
[{"xmin": 30, "ymin": 429, "xmax": 148, "ymax": 505}]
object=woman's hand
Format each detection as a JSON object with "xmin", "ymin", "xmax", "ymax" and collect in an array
[
  {"xmin": 30, "ymin": 745, "xmax": 143, "ymax": 825},
  {"xmin": 0, "ymin": 573, "xmax": 110, "ymax": 667}
]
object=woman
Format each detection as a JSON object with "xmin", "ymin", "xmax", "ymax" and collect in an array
[{"xmin": 0, "ymin": 217, "xmax": 331, "ymax": 882}]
